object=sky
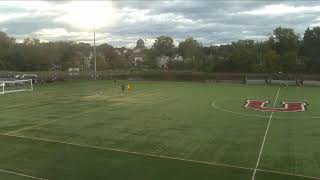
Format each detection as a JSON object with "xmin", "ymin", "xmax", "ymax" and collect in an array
[{"xmin": 0, "ymin": 0, "xmax": 320, "ymax": 47}]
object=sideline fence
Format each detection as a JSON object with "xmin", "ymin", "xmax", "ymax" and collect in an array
[{"xmin": 1, "ymin": 70, "xmax": 320, "ymax": 86}]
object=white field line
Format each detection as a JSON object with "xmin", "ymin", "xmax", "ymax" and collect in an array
[
  {"xmin": 1, "ymin": 132, "xmax": 320, "ymax": 180},
  {"xmin": 211, "ymin": 101, "xmax": 269, "ymax": 118},
  {"xmin": 5, "ymin": 91, "xmax": 160, "ymax": 135},
  {"xmin": 0, "ymin": 133, "xmax": 253, "ymax": 171},
  {"xmin": 0, "ymin": 168, "xmax": 48, "ymax": 180},
  {"xmin": 251, "ymin": 87, "xmax": 281, "ymax": 180},
  {"xmin": 257, "ymin": 168, "xmax": 320, "ymax": 180},
  {"xmin": 274, "ymin": 115, "xmax": 320, "ymax": 119},
  {"xmin": 211, "ymin": 97, "xmax": 320, "ymax": 119}
]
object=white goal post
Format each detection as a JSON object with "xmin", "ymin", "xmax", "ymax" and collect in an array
[{"xmin": 0, "ymin": 79, "xmax": 33, "ymax": 94}]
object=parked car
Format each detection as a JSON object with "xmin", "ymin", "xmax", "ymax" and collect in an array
[
  {"xmin": 0, "ymin": 74, "xmax": 15, "ymax": 81},
  {"xmin": 16, "ymin": 74, "xmax": 39, "ymax": 83}
]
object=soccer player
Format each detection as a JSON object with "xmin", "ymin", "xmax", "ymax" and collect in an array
[
  {"xmin": 121, "ymin": 84, "xmax": 125, "ymax": 92},
  {"xmin": 300, "ymin": 79, "xmax": 304, "ymax": 87},
  {"xmin": 281, "ymin": 82, "xmax": 289, "ymax": 88},
  {"xmin": 127, "ymin": 84, "xmax": 131, "ymax": 91}
]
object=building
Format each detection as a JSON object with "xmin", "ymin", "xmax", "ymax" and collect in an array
[
  {"xmin": 115, "ymin": 47, "xmax": 129, "ymax": 56},
  {"xmin": 157, "ymin": 55, "xmax": 184, "ymax": 69},
  {"xmin": 133, "ymin": 39, "xmax": 146, "ymax": 66},
  {"xmin": 157, "ymin": 56, "xmax": 170, "ymax": 69},
  {"xmin": 83, "ymin": 53, "xmax": 92, "ymax": 70}
]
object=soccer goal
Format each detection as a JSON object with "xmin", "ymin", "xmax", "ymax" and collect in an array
[{"xmin": 0, "ymin": 79, "xmax": 33, "ymax": 94}]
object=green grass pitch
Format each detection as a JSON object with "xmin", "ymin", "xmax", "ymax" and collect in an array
[{"xmin": 0, "ymin": 80, "xmax": 319, "ymax": 180}]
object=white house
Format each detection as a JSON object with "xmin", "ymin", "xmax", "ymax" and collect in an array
[
  {"xmin": 157, "ymin": 56, "xmax": 170, "ymax": 68},
  {"xmin": 156, "ymin": 55, "xmax": 184, "ymax": 69}
]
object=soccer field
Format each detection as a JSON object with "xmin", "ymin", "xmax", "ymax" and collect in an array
[{"xmin": 0, "ymin": 80, "xmax": 319, "ymax": 180}]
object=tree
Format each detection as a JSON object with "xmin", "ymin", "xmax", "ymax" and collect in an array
[
  {"xmin": 152, "ymin": 36, "xmax": 175, "ymax": 57},
  {"xmin": 303, "ymin": 26, "xmax": 320, "ymax": 60},
  {"xmin": 0, "ymin": 27, "xmax": 317, "ymax": 73},
  {"xmin": 76, "ymin": 42, "xmax": 92, "ymax": 57},
  {"xmin": 261, "ymin": 43, "xmax": 280, "ymax": 74},
  {"xmin": 0, "ymin": 31, "xmax": 15, "ymax": 47},
  {"xmin": 0, "ymin": 31, "xmax": 16, "ymax": 69},
  {"xmin": 268, "ymin": 27, "xmax": 300, "ymax": 73},
  {"xmin": 280, "ymin": 52, "xmax": 297, "ymax": 73},
  {"xmin": 269, "ymin": 27, "xmax": 299, "ymax": 55},
  {"xmin": 179, "ymin": 38, "xmax": 201, "ymax": 59},
  {"xmin": 228, "ymin": 40, "xmax": 259, "ymax": 72},
  {"xmin": 143, "ymin": 48, "xmax": 158, "ymax": 68},
  {"xmin": 177, "ymin": 37, "xmax": 204, "ymax": 70},
  {"xmin": 96, "ymin": 56, "xmax": 110, "ymax": 70},
  {"xmin": 100, "ymin": 43, "xmax": 114, "ymax": 61}
]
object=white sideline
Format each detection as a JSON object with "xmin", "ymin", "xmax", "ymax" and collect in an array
[
  {"xmin": 257, "ymin": 168, "xmax": 320, "ymax": 180},
  {"xmin": 0, "ymin": 133, "xmax": 253, "ymax": 171},
  {"xmin": 1, "ymin": 133, "xmax": 320, "ymax": 180},
  {"xmin": 251, "ymin": 87, "xmax": 281, "ymax": 180},
  {"xmin": 0, "ymin": 168, "xmax": 48, "ymax": 180}
]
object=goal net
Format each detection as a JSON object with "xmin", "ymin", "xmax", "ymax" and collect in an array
[{"xmin": 0, "ymin": 79, "xmax": 33, "ymax": 94}]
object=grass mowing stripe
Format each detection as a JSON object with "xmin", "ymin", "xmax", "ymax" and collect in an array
[
  {"xmin": 5, "ymin": 91, "xmax": 161, "ymax": 135},
  {"xmin": 0, "ymin": 85, "xmax": 121, "ymax": 110},
  {"xmin": 0, "ymin": 133, "xmax": 253, "ymax": 171},
  {"xmin": 0, "ymin": 168, "xmax": 48, "ymax": 180},
  {"xmin": 2, "ymin": 133, "xmax": 319, "ymax": 180},
  {"xmin": 257, "ymin": 169, "xmax": 320, "ymax": 180},
  {"xmin": 251, "ymin": 87, "xmax": 281, "ymax": 180},
  {"xmin": 4, "ymin": 105, "xmax": 106, "ymax": 135},
  {"xmin": 0, "ymin": 95, "xmax": 79, "ymax": 111}
]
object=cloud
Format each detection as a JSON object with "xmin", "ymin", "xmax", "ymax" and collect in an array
[
  {"xmin": 54, "ymin": 1, "xmax": 118, "ymax": 29},
  {"xmin": 239, "ymin": 4, "xmax": 320, "ymax": 15},
  {"xmin": 0, "ymin": 13, "xmax": 28, "ymax": 22},
  {"xmin": 0, "ymin": 0, "xmax": 320, "ymax": 47}
]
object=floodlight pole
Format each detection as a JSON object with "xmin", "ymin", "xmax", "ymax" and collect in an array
[{"xmin": 93, "ymin": 25, "xmax": 97, "ymax": 80}]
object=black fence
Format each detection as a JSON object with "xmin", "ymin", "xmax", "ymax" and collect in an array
[{"xmin": 1, "ymin": 70, "xmax": 320, "ymax": 85}]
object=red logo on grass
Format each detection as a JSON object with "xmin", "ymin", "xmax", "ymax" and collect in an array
[{"xmin": 244, "ymin": 100, "xmax": 306, "ymax": 112}]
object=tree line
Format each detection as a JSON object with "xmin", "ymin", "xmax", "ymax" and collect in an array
[{"xmin": 0, "ymin": 26, "xmax": 320, "ymax": 73}]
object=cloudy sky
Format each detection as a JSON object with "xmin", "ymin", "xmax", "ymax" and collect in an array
[{"xmin": 1, "ymin": 0, "xmax": 320, "ymax": 47}]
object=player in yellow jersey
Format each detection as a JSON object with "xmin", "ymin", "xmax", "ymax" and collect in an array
[{"xmin": 127, "ymin": 84, "xmax": 131, "ymax": 91}]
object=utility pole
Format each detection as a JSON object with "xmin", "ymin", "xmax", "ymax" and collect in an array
[{"xmin": 93, "ymin": 25, "xmax": 97, "ymax": 80}]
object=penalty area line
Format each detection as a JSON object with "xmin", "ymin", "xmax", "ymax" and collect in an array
[{"xmin": 0, "ymin": 168, "xmax": 48, "ymax": 180}]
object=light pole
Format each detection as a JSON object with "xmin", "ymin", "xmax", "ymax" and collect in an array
[{"xmin": 93, "ymin": 25, "xmax": 97, "ymax": 80}]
